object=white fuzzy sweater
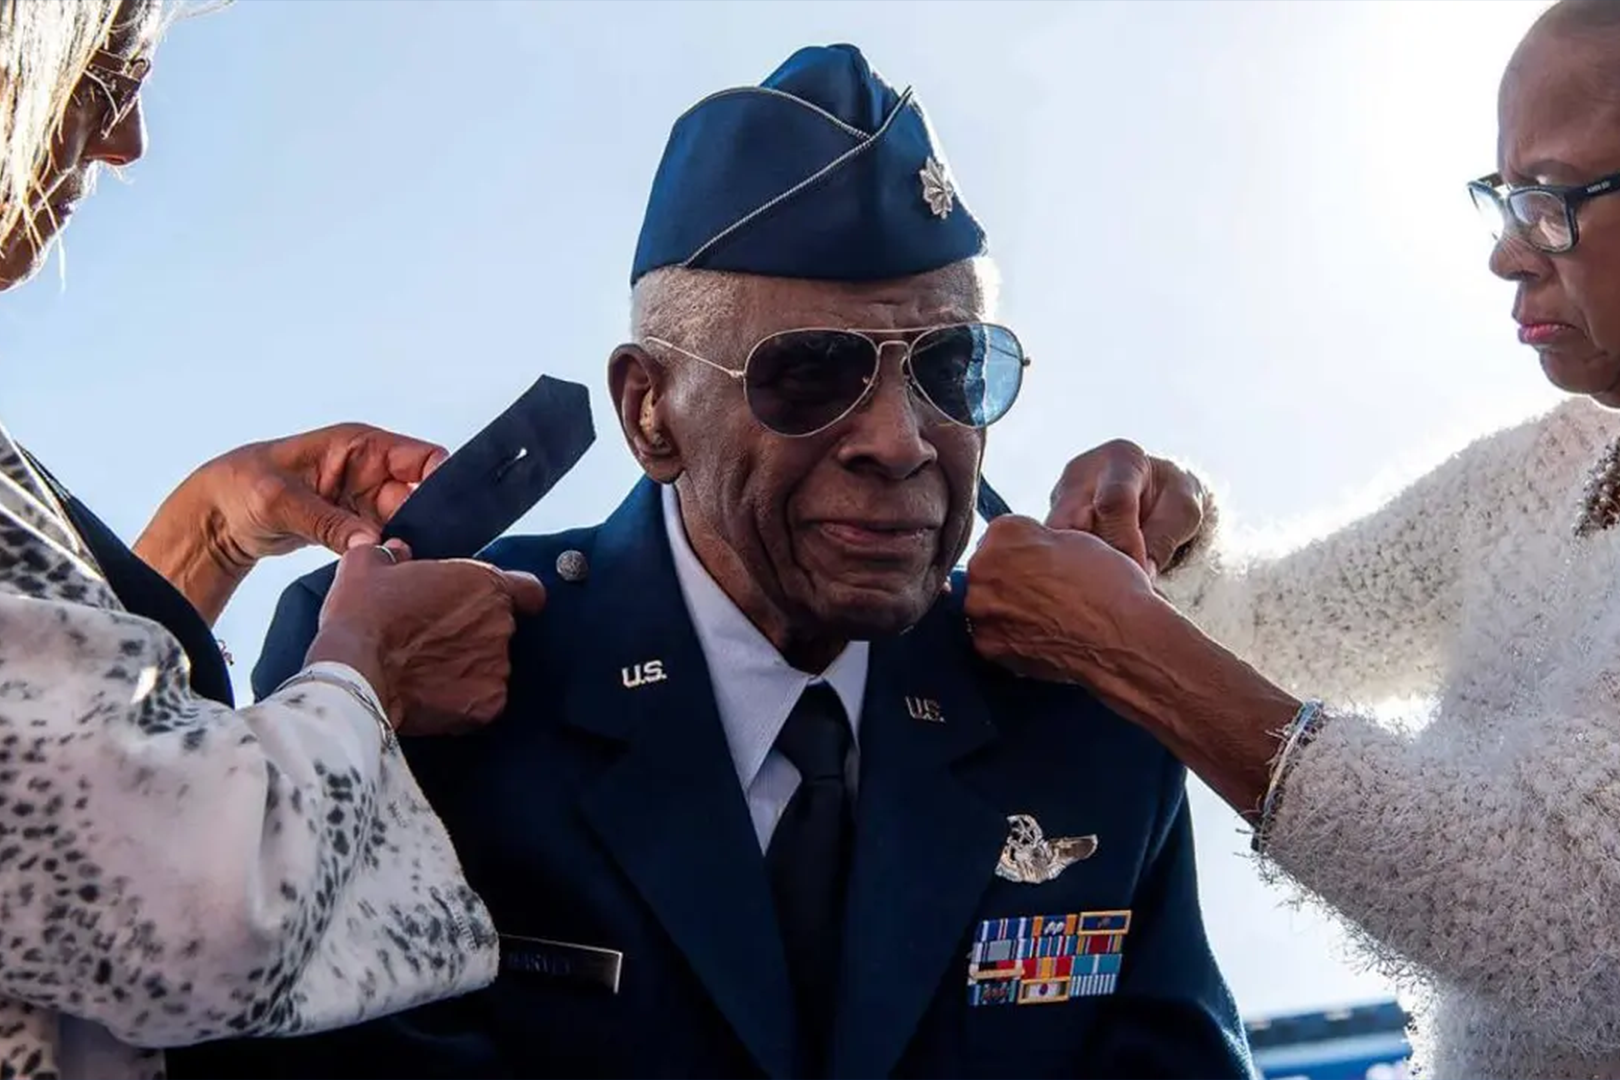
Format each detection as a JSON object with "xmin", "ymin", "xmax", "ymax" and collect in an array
[{"xmin": 1160, "ymin": 397, "xmax": 1620, "ymax": 1080}]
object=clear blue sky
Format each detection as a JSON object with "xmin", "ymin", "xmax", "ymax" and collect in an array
[{"xmin": 0, "ymin": 0, "xmax": 1554, "ymax": 1018}]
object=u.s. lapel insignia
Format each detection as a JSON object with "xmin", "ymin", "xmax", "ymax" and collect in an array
[
  {"xmin": 967, "ymin": 911, "xmax": 1132, "ymax": 1007},
  {"xmin": 995, "ymin": 814, "xmax": 1097, "ymax": 885},
  {"xmin": 621, "ymin": 660, "xmax": 666, "ymax": 689},
  {"xmin": 905, "ymin": 696, "xmax": 943, "ymax": 723},
  {"xmin": 919, "ymin": 156, "xmax": 955, "ymax": 219}
]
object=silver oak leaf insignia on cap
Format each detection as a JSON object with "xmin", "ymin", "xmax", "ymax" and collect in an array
[
  {"xmin": 919, "ymin": 156, "xmax": 955, "ymax": 219},
  {"xmin": 995, "ymin": 814, "xmax": 1098, "ymax": 884}
]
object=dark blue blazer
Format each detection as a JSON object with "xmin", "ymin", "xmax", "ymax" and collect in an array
[{"xmin": 186, "ymin": 479, "xmax": 1253, "ymax": 1080}]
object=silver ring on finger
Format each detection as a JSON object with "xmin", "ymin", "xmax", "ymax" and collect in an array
[{"xmin": 377, "ymin": 544, "xmax": 398, "ymax": 565}]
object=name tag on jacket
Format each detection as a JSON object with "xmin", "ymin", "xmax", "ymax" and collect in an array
[{"xmin": 500, "ymin": 934, "xmax": 623, "ymax": 994}]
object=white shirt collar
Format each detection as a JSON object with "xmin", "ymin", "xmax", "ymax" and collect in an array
[{"xmin": 661, "ymin": 483, "xmax": 868, "ymax": 792}]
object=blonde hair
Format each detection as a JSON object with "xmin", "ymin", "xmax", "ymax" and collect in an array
[
  {"xmin": 0, "ymin": 0, "xmax": 167, "ymax": 257},
  {"xmin": 630, "ymin": 257, "xmax": 1002, "ymax": 352}
]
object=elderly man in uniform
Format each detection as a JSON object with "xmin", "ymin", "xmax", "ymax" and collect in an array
[{"xmin": 220, "ymin": 44, "xmax": 1253, "ymax": 1080}]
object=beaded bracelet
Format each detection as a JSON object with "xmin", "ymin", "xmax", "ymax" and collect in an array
[
  {"xmin": 274, "ymin": 664, "xmax": 397, "ymax": 753},
  {"xmin": 1253, "ymin": 699, "xmax": 1327, "ymax": 853}
]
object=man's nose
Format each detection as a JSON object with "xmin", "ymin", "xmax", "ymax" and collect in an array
[{"xmin": 835, "ymin": 346, "xmax": 938, "ymax": 480}]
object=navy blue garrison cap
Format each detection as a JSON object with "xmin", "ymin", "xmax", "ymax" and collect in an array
[{"xmin": 630, "ymin": 44, "xmax": 987, "ymax": 286}]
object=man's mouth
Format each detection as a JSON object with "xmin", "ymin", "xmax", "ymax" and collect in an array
[{"xmin": 810, "ymin": 519, "xmax": 939, "ymax": 558}]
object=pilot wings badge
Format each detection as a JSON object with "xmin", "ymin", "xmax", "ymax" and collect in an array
[{"xmin": 995, "ymin": 814, "xmax": 1098, "ymax": 885}]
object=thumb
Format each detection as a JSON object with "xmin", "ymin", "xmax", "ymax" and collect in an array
[
  {"xmin": 337, "ymin": 536, "xmax": 413, "ymax": 570},
  {"xmin": 1141, "ymin": 500, "xmax": 1198, "ymax": 579},
  {"xmin": 421, "ymin": 446, "xmax": 450, "ymax": 479},
  {"xmin": 499, "ymin": 570, "xmax": 547, "ymax": 615}
]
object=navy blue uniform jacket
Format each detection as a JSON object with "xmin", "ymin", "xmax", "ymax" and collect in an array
[{"xmin": 184, "ymin": 480, "xmax": 1254, "ymax": 1080}]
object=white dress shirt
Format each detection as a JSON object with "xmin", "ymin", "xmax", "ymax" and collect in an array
[{"xmin": 661, "ymin": 483, "xmax": 868, "ymax": 852}]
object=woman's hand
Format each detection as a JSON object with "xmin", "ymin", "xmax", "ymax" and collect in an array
[
  {"xmin": 964, "ymin": 515, "xmax": 1294, "ymax": 816},
  {"xmin": 964, "ymin": 515, "xmax": 1161, "ymax": 684},
  {"xmin": 1045, "ymin": 440, "xmax": 1207, "ymax": 576},
  {"xmin": 307, "ymin": 541, "xmax": 548, "ymax": 736},
  {"xmin": 134, "ymin": 424, "xmax": 448, "ymax": 624},
  {"xmin": 193, "ymin": 422, "xmax": 448, "ymax": 562}
]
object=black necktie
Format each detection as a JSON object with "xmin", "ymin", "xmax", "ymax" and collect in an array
[{"xmin": 766, "ymin": 684, "xmax": 853, "ymax": 1076}]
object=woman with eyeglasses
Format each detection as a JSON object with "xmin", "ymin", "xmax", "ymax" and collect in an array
[
  {"xmin": 963, "ymin": 1, "xmax": 1620, "ymax": 1077},
  {"xmin": 0, "ymin": 2, "xmax": 548, "ymax": 1077}
]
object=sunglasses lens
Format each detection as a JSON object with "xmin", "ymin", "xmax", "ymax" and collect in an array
[
  {"xmin": 744, "ymin": 330, "xmax": 879, "ymax": 436},
  {"xmin": 910, "ymin": 323, "xmax": 1025, "ymax": 427}
]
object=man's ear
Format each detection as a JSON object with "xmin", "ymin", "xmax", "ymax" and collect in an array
[{"xmin": 608, "ymin": 344, "xmax": 683, "ymax": 483}]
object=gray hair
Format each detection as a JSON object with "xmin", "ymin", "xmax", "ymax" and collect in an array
[
  {"xmin": 630, "ymin": 257, "xmax": 1003, "ymax": 352},
  {"xmin": 0, "ymin": 0, "xmax": 171, "ymax": 261}
]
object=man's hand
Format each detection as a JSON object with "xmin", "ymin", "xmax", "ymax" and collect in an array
[
  {"xmin": 964, "ymin": 515, "xmax": 1161, "ymax": 684},
  {"xmin": 135, "ymin": 423, "xmax": 449, "ymax": 624},
  {"xmin": 1046, "ymin": 440, "xmax": 1206, "ymax": 577}
]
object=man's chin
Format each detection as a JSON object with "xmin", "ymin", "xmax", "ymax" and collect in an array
[{"xmin": 804, "ymin": 581, "xmax": 941, "ymax": 641}]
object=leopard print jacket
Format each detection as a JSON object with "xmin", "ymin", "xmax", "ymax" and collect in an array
[{"xmin": 0, "ymin": 429, "xmax": 497, "ymax": 1079}]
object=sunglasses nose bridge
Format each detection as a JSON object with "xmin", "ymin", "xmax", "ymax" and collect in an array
[
  {"xmin": 877, "ymin": 337, "xmax": 941, "ymax": 409},
  {"xmin": 836, "ymin": 337, "xmax": 924, "ymax": 428},
  {"xmin": 872, "ymin": 337, "xmax": 909, "ymax": 379},
  {"xmin": 874, "ymin": 337, "xmax": 911, "ymax": 360}
]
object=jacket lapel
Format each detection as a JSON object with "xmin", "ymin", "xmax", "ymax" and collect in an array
[
  {"xmin": 834, "ymin": 600, "xmax": 1008, "ymax": 1078},
  {"xmin": 562, "ymin": 480, "xmax": 796, "ymax": 1079}
]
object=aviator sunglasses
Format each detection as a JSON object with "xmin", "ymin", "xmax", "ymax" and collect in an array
[{"xmin": 644, "ymin": 323, "xmax": 1030, "ymax": 438}]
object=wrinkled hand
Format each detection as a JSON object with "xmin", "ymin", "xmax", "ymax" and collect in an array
[
  {"xmin": 1046, "ymin": 440, "xmax": 1205, "ymax": 576},
  {"xmin": 135, "ymin": 423, "xmax": 449, "ymax": 627},
  {"xmin": 312, "ymin": 542, "xmax": 547, "ymax": 736},
  {"xmin": 964, "ymin": 515, "xmax": 1161, "ymax": 684},
  {"xmin": 189, "ymin": 422, "xmax": 449, "ymax": 569},
  {"xmin": 966, "ymin": 516, "xmax": 1297, "ymax": 818}
]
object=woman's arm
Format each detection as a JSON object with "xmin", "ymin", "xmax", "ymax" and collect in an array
[
  {"xmin": 130, "ymin": 480, "xmax": 248, "ymax": 626},
  {"xmin": 0, "ymin": 501, "xmax": 497, "ymax": 1046},
  {"xmin": 968, "ymin": 520, "xmax": 1620, "ymax": 1058},
  {"xmin": 1157, "ymin": 399, "xmax": 1611, "ymax": 702},
  {"xmin": 1254, "ymin": 703, "xmax": 1620, "ymax": 1058},
  {"xmin": 130, "ymin": 423, "xmax": 448, "ymax": 626},
  {"xmin": 1076, "ymin": 591, "xmax": 1620, "ymax": 1057}
]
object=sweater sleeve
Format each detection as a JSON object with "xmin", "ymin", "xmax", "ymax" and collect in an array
[
  {"xmin": 1156, "ymin": 399, "xmax": 1612, "ymax": 703},
  {"xmin": 0, "ymin": 490, "xmax": 497, "ymax": 1047},
  {"xmin": 1259, "ymin": 699, "xmax": 1620, "ymax": 1062}
]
